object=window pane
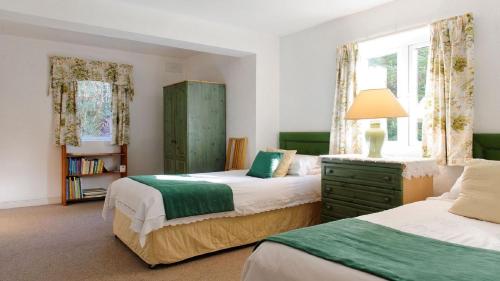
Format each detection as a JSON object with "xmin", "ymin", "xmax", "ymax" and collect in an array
[
  {"xmin": 77, "ymin": 81, "xmax": 112, "ymax": 141},
  {"xmin": 415, "ymin": 46, "xmax": 428, "ymax": 144},
  {"xmin": 417, "ymin": 46, "xmax": 429, "ymax": 102},
  {"xmin": 387, "ymin": 118, "xmax": 398, "ymax": 141},
  {"xmin": 368, "ymin": 53, "xmax": 397, "ymax": 96},
  {"xmin": 417, "ymin": 120, "xmax": 423, "ymax": 141},
  {"xmin": 368, "ymin": 53, "xmax": 398, "ymax": 141}
]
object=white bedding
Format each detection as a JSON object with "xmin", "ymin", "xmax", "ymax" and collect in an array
[
  {"xmin": 242, "ymin": 198, "xmax": 500, "ymax": 281},
  {"xmin": 102, "ymin": 170, "xmax": 321, "ymax": 246}
]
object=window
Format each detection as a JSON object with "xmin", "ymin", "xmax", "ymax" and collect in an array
[
  {"xmin": 357, "ymin": 27, "xmax": 430, "ymax": 156},
  {"xmin": 76, "ymin": 81, "xmax": 112, "ymax": 141}
]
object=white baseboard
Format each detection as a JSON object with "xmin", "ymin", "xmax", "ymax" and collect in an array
[{"xmin": 0, "ymin": 197, "xmax": 60, "ymax": 209}]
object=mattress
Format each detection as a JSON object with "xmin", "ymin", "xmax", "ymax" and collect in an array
[
  {"xmin": 242, "ymin": 198, "xmax": 500, "ymax": 281},
  {"xmin": 103, "ymin": 170, "xmax": 321, "ymax": 245}
]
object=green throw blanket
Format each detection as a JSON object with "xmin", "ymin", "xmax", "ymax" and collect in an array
[
  {"xmin": 263, "ymin": 218, "xmax": 500, "ymax": 281},
  {"xmin": 129, "ymin": 175, "xmax": 234, "ymax": 220}
]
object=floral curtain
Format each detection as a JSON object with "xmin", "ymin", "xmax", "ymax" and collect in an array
[
  {"xmin": 49, "ymin": 56, "xmax": 134, "ymax": 146},
  {"xmin": 422, "ymin": 13, "xmax": 474, "ymax": 166},
  {"xmin": 329, "ymin": 43, "xmax": 363, "ymax": 154}
]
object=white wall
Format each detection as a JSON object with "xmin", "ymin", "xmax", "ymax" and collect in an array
[
  {"xmin": 0, "ymin": 0, "xmax": 281, "ymax": 155},
  {"xmin": 183, "ymin": 54, "xmax": 257, "ymax": 167},
  {"xmin": 280, "ymin": 0, "xmax": 500, "ymax": 194},
  {"xmin": 0, "ymin": 33, "xmax": 184, "ymax": 208},
  {"xmin": 0, "ymin": 0, "xmax": 280, "ymax": 208}
]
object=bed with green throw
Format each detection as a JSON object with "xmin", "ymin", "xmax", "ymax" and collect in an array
[
  {"xmin": 242, "ymin": 133, "xmax": 500, "ymax": 281},
  {"xmin": 242, "ymin": 198, "xmax": 500, "ymax": 281},
  {"xmin": 103, "ymin": 131, "xmax": 330, "ymax": 266}
]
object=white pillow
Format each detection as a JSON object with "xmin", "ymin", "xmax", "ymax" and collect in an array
[
  {"xmin": 447, "ymin": 174, "xmax": 464, "ymax": 199},
  {"xmin": 449, "ymin": 159, "xmax": 500, "ymax": 224},
  {"xmin": 308, "ymin": 167, "xmax": 321, "ymax": 175},
  {"xmin": 288, "ymin": 154, "xmax": 320, "ymax": 176},
  {"xmin": 444, "ymin": 159, "xmax": 489, "ymax": 200}
]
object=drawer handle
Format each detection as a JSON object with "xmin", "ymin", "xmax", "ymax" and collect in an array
[
  {"xmin": 325, "ymin": 187, "xmax": 332, "ymax": 192},
  {"xmin": 327, "ymin": 169, "xmax": 334, "ymax": 174},
  {"xmin": 384, "ymin": 197, "xmax": 390, "ymax": 202},
  {"xmin": 325, "ymin": 205, "xmax": 332, "ymax": 210},
  {"xmin": 383, "ymin": 176, "xmax": 391, "ymax": 181}
]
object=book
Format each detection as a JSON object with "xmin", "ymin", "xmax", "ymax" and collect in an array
[
  {"xmin": 68, "ymin": 158, "xmax": 107, "ymax": 176},
  {"xmin": 66, "ymin": 177, "xmax": 84, "ymax": 200},
  {"xmin": 82, "ymin": 187, "xmax": 106, "ymax": 198}
]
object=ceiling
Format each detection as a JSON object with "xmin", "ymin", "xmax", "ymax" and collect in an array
[
  {"xmin": 115, "ymin": 0, "xmax": 395, "ymax": 36},
  {"xmin": 0, "ymin": 19, "xmax": 204, "ymax": 59}
]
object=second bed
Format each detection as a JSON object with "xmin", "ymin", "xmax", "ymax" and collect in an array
[{"xmin": 102, "ymin": 132, "xmax": 330, "ymax": 266}]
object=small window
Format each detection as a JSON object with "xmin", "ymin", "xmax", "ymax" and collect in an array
[{"xmin": 76, "ymin": 81, "xmax": 112, "ymax": 141}]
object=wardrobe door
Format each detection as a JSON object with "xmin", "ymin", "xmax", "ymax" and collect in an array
[
  {"xmin": 163, "ymin": 86, "xmax": 176, "ymax": 174},
  {"xmin": 173, "ymin": 84, "xmax": 187, "ymax": 174},
  {"xmin": 187, "ymin": 82, "xmax": 226, "ymax": 173}
]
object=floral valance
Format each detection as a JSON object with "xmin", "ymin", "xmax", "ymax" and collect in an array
[
  {"xmin": 49, "ymin": 56, "xmax": 134, "ymax": 146},
  {"xmin": 49, "ymin": 56, "xmax": 134, "ymax": 99}
]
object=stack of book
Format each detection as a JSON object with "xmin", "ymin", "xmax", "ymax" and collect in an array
[
  {"xmin": 82, "ymin": 188, "xmax": 107, "ymax": 198},
  {"xmin": 66, "ymin": 177, "xmax": 82, "ymax": 200},
  {"xmin": 68, "ymin": 158, "xmax": 106, "ymax": 175}
]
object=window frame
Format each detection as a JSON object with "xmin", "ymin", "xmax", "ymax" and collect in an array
[
  {"xmin": 357, "ymin": 27, "xmax": 430, "ymax": 157},
  {"xmin": 76, "ymin": 80, "xmax": 113, "ymax": 142}
]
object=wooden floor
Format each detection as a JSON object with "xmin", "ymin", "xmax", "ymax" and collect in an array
[{"xmin": 0, "ymin": 201, "xmax": 253, "ymax": 281}]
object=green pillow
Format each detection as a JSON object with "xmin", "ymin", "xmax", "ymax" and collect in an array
[{"xmin": 247, "ymin": 151, "xmax": 283, "ymax": 178}]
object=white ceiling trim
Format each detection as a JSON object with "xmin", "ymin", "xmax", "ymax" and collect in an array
[{"xmin": 113, "ymin": 0, "xmax": 396, "ymax": 36}]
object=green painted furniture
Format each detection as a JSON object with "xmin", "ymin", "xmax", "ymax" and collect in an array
[
  {"xmin": 319, "ymin": 133, "xmax": 499, "ymax": 222},
  {"xmin": 279, "ymin": 132, "xmax": 330, "ymax": 155},
  {"xmin": 472, "ymin": 134, "xmax": 500, "ymax": 159},
  {"xmin": 321, "ymin": 157, "xmax": 433, "ymax": 223},
  {"xmin": 164, "ymin": 81, "xmax": 226, "ymax": 174}
]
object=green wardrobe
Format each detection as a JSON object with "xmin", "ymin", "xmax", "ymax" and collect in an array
[{"xmin": 163, "ymin": 81, "xmax": 226, "ymax": 174}]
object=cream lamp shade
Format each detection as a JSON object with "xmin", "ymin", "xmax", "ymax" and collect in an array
[
  {"xmin": 345, "ymin": 88, "xmax": 408, "ymax": 158},
  {"xmin": 345, "ymin": 88, "xmax": 408, "ymax": 120}
]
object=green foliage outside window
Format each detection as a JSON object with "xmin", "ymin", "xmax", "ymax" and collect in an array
[
  {"xmin": 417, "ymin": 47, "xmax": 429, "ymax": 141},
  {"xmin": 417, "ymin": 47, "xmax": 429, "ymax": 102},
  {"xmin": 369, "ymin": 53, "xmax": 398, "ymax": 141},
  {"xmin": 76, "ymin": 81, "xmax": 112, "ymax": 141},
  {"xmin": 417, "ymin": 120, "xmax": 423, "ymax": 141}
]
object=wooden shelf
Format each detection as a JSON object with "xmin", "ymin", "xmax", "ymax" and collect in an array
[
  {"xmin": 66, "ymin": 196, "xmax": 106, "ymax": 204},
  {"xmin": 61, "ymin": 144, "xmax": 127, "ymax": 206},
  {"xmin": 67, "ymin": 171, "xmax": 122, "ymax": 177},
  {"xmin": 66, "ymin": 152, "xmax": 124, "ymax": 158}
]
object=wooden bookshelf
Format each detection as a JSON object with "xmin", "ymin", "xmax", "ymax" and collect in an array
[
  {"xmin": 66, "ymin": 152, "xmax": 125, "ymax": 157},
  {"xmin": 67, "ymin": 171, "xmax": 122, "ymax": 177},
  {"xmin": 61, "ymin": 145, "xmax": 128, "ymax": 205}
]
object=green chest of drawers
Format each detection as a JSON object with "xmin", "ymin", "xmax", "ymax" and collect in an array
[{"xmin": 321, "ymin": 157, "xmax": 433, "ymax": 223}]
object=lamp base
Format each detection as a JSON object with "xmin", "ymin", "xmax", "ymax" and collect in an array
[{"xmin": 365, "ymin": 122, "xmax": 385, "ymax": 158}]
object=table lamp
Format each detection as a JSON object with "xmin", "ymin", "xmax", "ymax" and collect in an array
[{"xmin": 345, "ymin": 88, "xmax": 408, "ymax": 158}]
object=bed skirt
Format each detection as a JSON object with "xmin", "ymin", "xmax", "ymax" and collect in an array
[{"xmin": 113, "ymin": 202, "xmax": 321, "ymax": 266}]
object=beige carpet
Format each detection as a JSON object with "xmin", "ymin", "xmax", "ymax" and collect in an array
[{"xmin": 0, "ymin": 201, "xmax": 253, "ymax": 281}]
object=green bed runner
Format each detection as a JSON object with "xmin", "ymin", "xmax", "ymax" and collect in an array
[
  {"xmin": 129, "ymin": 175, "xmax": 234, "ymax": 220},
  {"xmin": 263, "ymin": 218, "xmax": 500, "ymax": 281}
]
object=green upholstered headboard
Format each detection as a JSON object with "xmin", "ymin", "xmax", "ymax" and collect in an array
[
  {"xmin": 278, "ymin": 133, "xmax": 498, "ymax": 158},
  {"xmin": 473, "ymin": 134, "xmax": 500, "ymax": 160},
  {"xmin": 279, "ymin": 132, "xmax": 330, "ymax": 155}
]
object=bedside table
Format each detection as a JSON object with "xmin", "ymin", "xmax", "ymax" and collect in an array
[{"xmin": 320, "ymin": 155, "xmax": 438, "ymax": 223}]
